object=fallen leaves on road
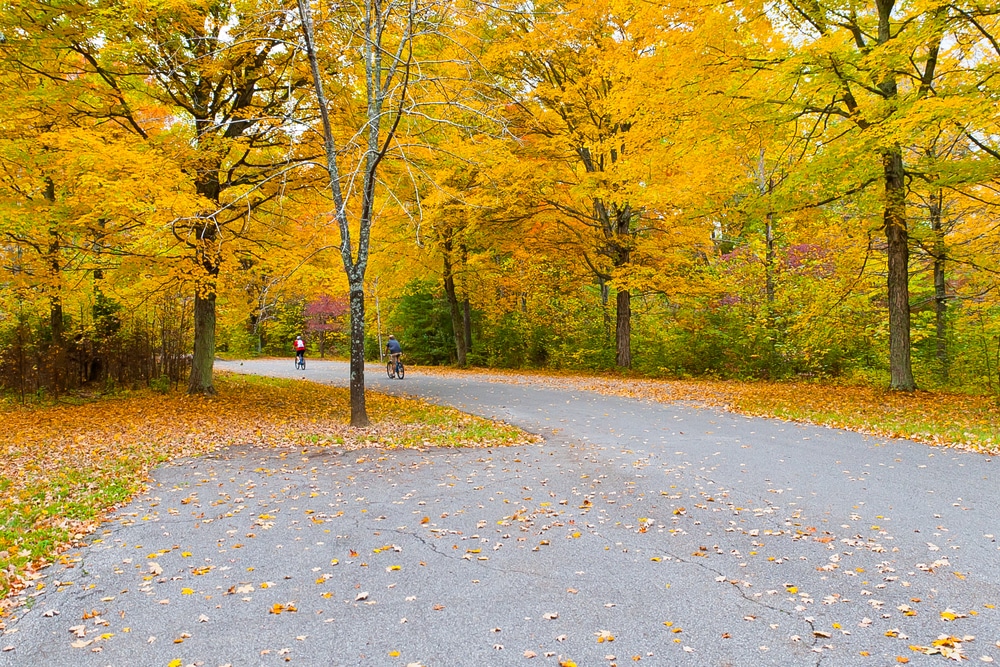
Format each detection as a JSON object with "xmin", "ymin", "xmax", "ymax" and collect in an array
[{"xmin": 0, "ymin": 373, "xmax": 535, "ymax": 612}]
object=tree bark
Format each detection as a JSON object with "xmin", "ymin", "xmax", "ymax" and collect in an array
[
  {"xmin": 186, "ymin": 212, "xmax": 221, "ymax": 394},
  {"xmin": 40, "ymin": 177, "xmax": 66, "ymax": 395},
  {"xmin": 188, "ymin": 290, "xmax": 217, "ymax": 394},
  {"xmin": 883, "ymin": 147, "xmax": 915, "ymax": 391},
  {"xmin": 442, "ymin": 238, "xmax": 468, "ymax": 365},
  {"xmin": 615, "ymin": 288, "xmax": 632, "ymax": 369},
  {"xmin": 49, "ymin": 295, "xmax": 64, "ymax": 395},
  {"xmin": 348, "ymin": 287, "xmax": 369, "ymax": 426},
  {"xmin": 611, "ymin": 204, "xmax": 634, "ymax": 369},
  {"xmin": 873, "ymin": 0, "xmax": 915, "ymax": 391}
]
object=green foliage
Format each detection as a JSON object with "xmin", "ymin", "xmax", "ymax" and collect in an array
[
  {"xmin": 388, "ymin": 280, "xmax": 456, "ymax": 365},
  {"xmin": 264, "ymin": 301, "xmax": 306, "ymax": 356},
  {"xmin": 149, "ymin": 375, "xmax": 170, "ymax": 394}
]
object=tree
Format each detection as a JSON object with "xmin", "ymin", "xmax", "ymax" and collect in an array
[
  {"xmin": 116, "ymin": 0, "xmax": 307, "ymax": 393},
  {"xmin": 488, "ymin": 0, "xmax": 758, "ymax": 369},
  {"xmin": 767, "ymin": 0, "xmax": 1000, "ymax": 389},
  {"xmin": 305, "ymin": 294, "xmax": 349, "ymax": 357},
  {"xmin": 296, "ymin": 0, "xmax": 505, "ymax": 423},
  {"xmin": 0, "ymin": 3, "xmax": 195, "ymax": 392}
]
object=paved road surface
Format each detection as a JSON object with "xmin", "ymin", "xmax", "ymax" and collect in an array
[{"xmin": 2, "ymin": 359, "xmax": 997, "ymax": 666}]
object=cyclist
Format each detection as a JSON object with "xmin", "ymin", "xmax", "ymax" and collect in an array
[
  {"xmin": 293, "ymin": 335, "xmax": 306, "ymax": 367},
  {"xmin": 386, "ymin": 334, "xmax": 402, "ymax": 369}
]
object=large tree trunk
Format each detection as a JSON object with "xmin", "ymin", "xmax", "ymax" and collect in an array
[
  {"xmin": 44, "ymin": 178, "xmax": 66, "ymax": 395},
  {"xmin": 188, "ymin": 290, "xmax": 217, "ymax": 394},
  {"xmin": 874, "ymin": 0, "xmax": 915, "ymax": 391},
  {"xmin": 460, "ymin": 244, "xmax": 472, "ymax": 356},
  {"xmin": 883, "ymin": 148, "xmax": 915, "ymax": 391},
  {"xmin": 611, "ymin": 204, "xmax": 633, "ymax": 369},
  {"xmin": 48, "ymin": 245, "xmax": 66, "ymax": 395},
  {"xmin": 616, "ymin": 288, "xmax": 632, "ymax": 369},
  {"xmin": 442, "ymin": 237, "xmax": 468, "ymax": 365},
  {"xmin": 49, "ymin": 294, "xmax": 65, "ymax": 395},
  {"xmin": 187, "ymin": 163, "xmax": 222, "ymax": 394},
  {"xmin": 348, "ymin": 286, "xmax": 369, "ymax": 426}
]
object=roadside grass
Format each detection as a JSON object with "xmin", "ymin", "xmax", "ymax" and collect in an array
[
  {"xmin": 697, "ymin": 381, "xmax": 1000, "ymax": 452},
  {"xmin": 0, "ymin": 373, "xmax": 533, "ymax": 612}
]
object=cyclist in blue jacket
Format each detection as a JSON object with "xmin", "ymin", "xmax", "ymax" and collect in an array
[{"xmin": 386, "ymin": 335, "xmax": 402, "ymax": 365}]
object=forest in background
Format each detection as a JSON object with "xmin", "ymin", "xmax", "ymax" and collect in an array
[{"xmin": 2, "ymin": 0, "xmax": 1000, "ymax": 400}]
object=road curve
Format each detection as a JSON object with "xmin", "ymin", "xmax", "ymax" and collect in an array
[{"xmin": 2, "ymin": 358, "xmax": 997, "ymax": 667}]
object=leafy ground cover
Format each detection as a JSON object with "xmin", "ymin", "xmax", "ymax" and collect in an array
[
  {"xmin": 0, "ymin": 373, "xmax": 532, "ymax": 610},
  {"xmin": 426, "ymin": 367, "xmax": 1000, "ymax": 454}
]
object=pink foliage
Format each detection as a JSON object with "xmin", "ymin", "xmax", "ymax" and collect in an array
[{"xmin": 305, "ymin": 294, "xmax": 349, "ymax": 333}]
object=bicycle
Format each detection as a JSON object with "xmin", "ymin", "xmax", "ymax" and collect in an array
[
  {"xmin": 386, "ymin": 355, "xmax": 404, "ymax": 379},
  {"xmin": 295, "ymin": 352, "xmax": 306, "ymax": 370}
]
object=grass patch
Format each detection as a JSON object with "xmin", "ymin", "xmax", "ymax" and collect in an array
[
  {"xmin": 0, "ymin": 372, "xmax": 533, "ymax": 613},
  {"xmin": 704, "ymin": 381, "xmax": 1000, "ymax": 452}
]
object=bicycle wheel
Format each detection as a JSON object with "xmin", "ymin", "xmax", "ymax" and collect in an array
[
  {"xmin": 386, "ymin": 361, "xmax": 395, "ymax": 378},
  {"xmin": 396, "ymin": 362, "xmax": 404, "ymax": 379}
]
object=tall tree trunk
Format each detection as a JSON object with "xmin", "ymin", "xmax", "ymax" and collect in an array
[
  {"xmin": 931, "ymin": 190, "xmax": 948, "ymax": 382},
  {"xmin": 599, "ymin": 276, "xmax": 611, "ymax": 345},
  {"xmin": 442, "ymin": 238, "xmax": 467, "ymax": 365},
  {"xmin": 49, "ymin": 293, "xmax": 64, "ymax": 395},
  {"xmin": 187, "ymin": 153, "xmax": 222, "ymax": 394},
  {"xmin": 883, "ymin": 147, "xmax": 915, "ymax": 390},
  {"xmin": 611, "ymin": 205, "xmax": 633, "ymax": 369},
  {"xmin": 616, "ymin": 288, "xmax": 632, "ymax": 369},
  {"xmin": 874, "ymin": 0, "xmax": 915, "ymax": 391},
  {"xmin": 188, "ymin": 290, "xmax": 216, "ymax": 394},
  {"xmin": 460, "ymin": 244, "xmax": 472, "ymax": 356},
  {"xmin": 187, "ymin": 219, "xmax": 220, "ymax": 394},
  {"xmin": 44, "ymin": 178, "xmax": 65, "ymax": 396},
  {"xmin": 348, "ymin": 286, "xmax": 369, "ymax": 426}
]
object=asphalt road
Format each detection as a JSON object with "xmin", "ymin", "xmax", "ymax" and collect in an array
[{"xmin": 2, "ymin": 358, "xmax": 998, "ymax": 667}]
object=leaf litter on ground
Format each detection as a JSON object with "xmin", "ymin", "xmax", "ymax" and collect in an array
[{"xmin": 0, "ymin": 372, "xmax": 536, "ymax": 615}]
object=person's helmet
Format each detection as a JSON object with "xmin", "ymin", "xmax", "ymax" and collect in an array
[
  {"xmin": 388, "ymin": 334, "xmax": 395, "ymax": 339},
  {"xmin": 296, "ymin": 335, "xmax": 302, "ymax": 340}
]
